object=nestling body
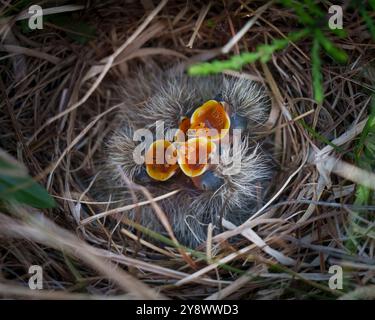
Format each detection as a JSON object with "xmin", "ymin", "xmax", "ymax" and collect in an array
[{"xmin": 98, "ymin": 64, "xmax": 271, "ymax": 247}]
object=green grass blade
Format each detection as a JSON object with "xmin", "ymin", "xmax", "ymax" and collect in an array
[
  {"xmin": 359, "ymin": 5, "xmax": 375, "ymax": 40},
  {"xmin": 311, "ymin": 36, "xmax": 324, "ymax": 104},
  {"xmin": 188, "ymin": 29, "xmax": 309, "ymax": 75},
  {"xmin": 315, "ymin": 29, "xmax": 348, "ymax": 63},
  {"xmin": 298, "ymin": 119, "xmax": 343, "ymax": 152}
]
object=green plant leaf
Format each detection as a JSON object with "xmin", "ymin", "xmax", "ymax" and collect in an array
[
  {"xmin": 315, "ymin": 29, "xmax": 348, "ymax": 63},
  {"xmin": 0, "ymin": 150, "xmax": 56, "ymax": 209},
  {"xmin": 188, "ymin": 29, "xmax": 309, "ymax": 75},
  {"xmin": 355, "ymin": 185, "xmax": 371, "ymax": 206}
]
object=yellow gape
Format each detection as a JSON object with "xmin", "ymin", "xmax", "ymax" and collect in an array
[
  {"xmin": 176, "ymin": 137, "xmax": 216, "ymax": 178},
  {"xmin": 189, "ymin": 100, "xmax": 231, "ymax": 141},
  {"xmin": 145, "ymin": 140, "xmax": 179, "ymax": 181}
]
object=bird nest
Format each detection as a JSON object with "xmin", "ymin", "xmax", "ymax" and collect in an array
[{"xmin": 0, "ymin": 1, "xmax": 374, "ymax": 299}]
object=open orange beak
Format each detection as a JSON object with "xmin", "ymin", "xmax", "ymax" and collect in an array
[
  {"xmin": 189, "ymin": 100, "xmax": 231, "ymax": 141},
  {"xmin": 145, "ymin": 140, "xmax": 179, "ymax": 181},
  {"xmin": 176, "ymin": 137, "xmax": 217, "ymax": 177}
]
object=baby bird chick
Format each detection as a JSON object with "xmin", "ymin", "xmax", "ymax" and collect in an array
[{"xmin": 101, "ymin": 64, "xmax": 271, "ymax": 247}]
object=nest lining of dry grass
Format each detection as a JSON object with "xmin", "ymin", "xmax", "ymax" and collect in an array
[{"xmin": 0, "ymin": 0, "xmax": 375, "ymax": 299}]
